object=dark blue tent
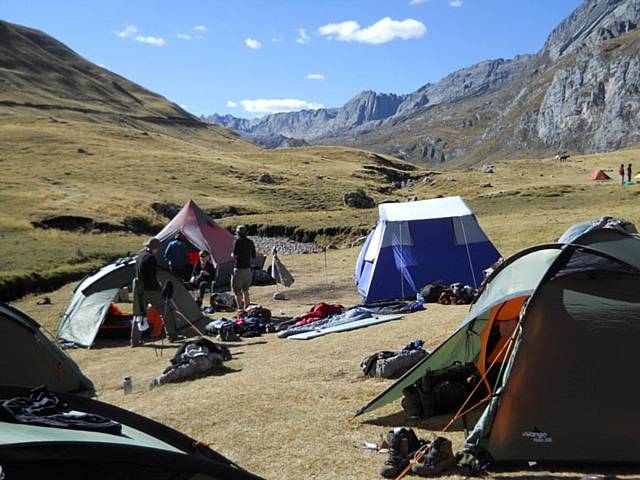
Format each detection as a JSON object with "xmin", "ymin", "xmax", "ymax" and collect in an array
[{"xmin": 354, "ymin": 197, "xmax": 501, "ymax": 303}]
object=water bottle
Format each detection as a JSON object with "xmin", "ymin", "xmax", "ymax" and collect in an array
[
  {"xmin": 416, "ymin": 291, "xmax": 425, "ymax": 306},
  {"xmin": 123, "ymin": 376, "xmax": 133, "ymax": 395}
]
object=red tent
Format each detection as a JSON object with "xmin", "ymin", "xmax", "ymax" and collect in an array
[
  {"xmin": 156, "ymin": 200, "xmax": 237, "ymax": 285},
  {"xmin": 590, "ymin": 170, "xmax": 611, "ymax": 180}
]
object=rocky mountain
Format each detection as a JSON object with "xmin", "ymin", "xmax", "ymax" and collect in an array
[
  {"xmin": 205, "ymin": 0, "xmax": 640, "ymax": 164},
  {"xmin": 204, "ymin": 55, "xmax": 532, "ymax": 145}
]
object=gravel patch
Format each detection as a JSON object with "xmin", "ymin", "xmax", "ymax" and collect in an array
[{"xmin": 250, "ymin": 236, "xmax": 320, "ymax": 256}]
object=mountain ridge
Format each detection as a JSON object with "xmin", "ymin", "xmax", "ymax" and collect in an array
[{"xmin": 205, "ymin": 0, "xmax": 640, "ymax": 164}]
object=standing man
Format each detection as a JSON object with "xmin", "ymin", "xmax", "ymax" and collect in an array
[
  {"xmin": 164, "ymin": 233, "xmax": 190, "ymax": 281},
  {"xmin": 231, "ymin": 225, "xmax": 256, "ymax": 310},
  {"xmin": 619, "ymin": 164, "xmax": 626, "ymax": 186},
  {"xmin": 628, "ymin": 163, "xmax": 633, "ymax": 184},
  {"xmin": 137, "ymin": 237, "xmax": 179, "ymax": 341},
  {"xmin": 191, "ymin": 250, "xmax": 216, "ymax": 307}
]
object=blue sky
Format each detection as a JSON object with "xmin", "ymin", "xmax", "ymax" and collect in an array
[{"xmin": 2, "ymin": 0, "xmax": 582, "ymax": 117}]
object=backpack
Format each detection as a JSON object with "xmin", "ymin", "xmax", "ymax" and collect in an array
[{"xmin": 401, "ymin": 361, "xmax": 480, "ymax": 417}]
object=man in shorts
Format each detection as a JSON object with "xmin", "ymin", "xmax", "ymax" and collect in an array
[{"xmin": 231, "ymin": 225, "xmax": 256, "ymax": 310}]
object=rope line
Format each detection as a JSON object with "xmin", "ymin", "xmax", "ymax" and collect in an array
[
  {"xmin": 459, "ymin": 217, "xmax": 477, "ymax": 288},
  {"xmin": 393, "ymin": 320, "xmax": 521, "ymax": 480}
]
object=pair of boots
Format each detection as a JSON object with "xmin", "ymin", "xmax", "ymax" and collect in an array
[{"xmin": 379, "ymin": 429, "xmax": 456, "ymax": 478}]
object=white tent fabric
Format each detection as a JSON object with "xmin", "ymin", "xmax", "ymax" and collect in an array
[{"xmin": 378, "ymin": 196, "xmax": 473, "ymax": 222}]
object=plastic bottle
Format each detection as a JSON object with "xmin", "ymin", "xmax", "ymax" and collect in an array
[{"xmin": 123, "ymin": 376, "xmax": 133, "ymax": 395}]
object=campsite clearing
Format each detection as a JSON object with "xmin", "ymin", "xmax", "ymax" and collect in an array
[{"xmin": 14, "ymin": 246, "xmax": 640, "ymax": 479}]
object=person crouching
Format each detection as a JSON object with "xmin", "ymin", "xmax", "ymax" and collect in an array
[{"xmin": 191, "ymin": 250, "xmax": 216, "ymax": 307}]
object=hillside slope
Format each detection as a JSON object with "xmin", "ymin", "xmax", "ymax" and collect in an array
[{"xmin": 0, "ymin": 20, "xmax": 421, "ymax": 295}]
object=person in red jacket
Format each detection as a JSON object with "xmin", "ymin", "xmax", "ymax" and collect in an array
[{"xmin": 619, "ymin": 164, "xmax": 625, "ymax": 186}]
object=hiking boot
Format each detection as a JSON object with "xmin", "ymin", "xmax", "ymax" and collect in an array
[
  {"xmin": 411, "ymin": 436, "xmax": 456, "ymax": 477},
  {"xmin": 401, "ymin": 386, "xmax": 423, "ymax": 418},
  {"xmin": 379, "ymin": 428, "xmax": 421, "ymax": 478}
]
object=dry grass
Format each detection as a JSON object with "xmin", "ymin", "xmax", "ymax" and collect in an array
[{"xmin": 14, "ymin": 247, "xmax": 639, "ymax": 479}]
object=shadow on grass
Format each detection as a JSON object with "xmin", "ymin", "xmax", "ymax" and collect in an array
[
  {"xmin": 226, "ymin": 340, "xmax": 268, "ymax": 347},
  {"xmin": 150, "ymin": 366, "xmax": 242, "ymax": 390},
  {"xmin": 490, "ymin": 465, "xmax": 639, "ymax": 479},
  {"xmin": 362, "ymin": 411, "xmax": 467, "ymax": 432}
]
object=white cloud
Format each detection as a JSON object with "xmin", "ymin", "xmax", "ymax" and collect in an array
[
  {"xmin": 240, "ymin": 98, "xmax": 324, "ymax": 114},
  {"xmin": 176, "ymin": 33, "xmax": 191, "ymax": 40},
  {"xmin": 318, "ymin": 17, "xmax": 426, "ymax": 45},
  {"xmin": 114, "ymin": 25, "xmax": 138, "ymax": 38},
  {"xmin": 271, "ymin": 36, "xmax": 284, "ymax": 43},
  {"xmin": 134, "ymin": 36, "xmax": 167, "ymax": 47},
  {"xmin": 193, "ymin": 25, "xmax": 207, "ymax": 32},
  {"xmin": 450, "ymin": 0, "xmax": 463, "ymax": 6},
  {"xmin": 226, "ymin": 100, "xmax": 238, "ymax": 108},
  {"xmin": 306, "ymin": 73, "xmax": 326, "ymax": 80},
  {"xmin": 245, "ymin": 38, "xmax": 262, "ymax": 49},
  {"xmin": 295, "ymin": 28, "xmax": 310, "ymax": 44}
]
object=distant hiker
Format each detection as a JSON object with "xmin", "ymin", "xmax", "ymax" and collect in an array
[
  {"xmin": 619, "ymin": 164, "xmax": 626, "ymax": 186},
  {"xmin": 135, "ymin": 237, "xmax": 179, "ymax": 342},
  {"xmin": 164, "ymin": 233, "xmax": 190, "ymax": 281},
  {"xmin": 231, "ymin": 225, "xmax": 256, "ymax": 310},
  {"xmin": 191, "ymin": 250, "xmax": 216, "ymax": 307},
  {"xmin": 628, "ymin": 163, "xmax": 633, "ymax": 183}
]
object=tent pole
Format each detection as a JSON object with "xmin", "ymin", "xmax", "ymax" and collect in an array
[
  {"xmin": 459, "ymin": 217, "xmax": 478, "ymax": 288},
  {"xmin": 399, "ymin": 223, "xmax": 405, "ymax": 299},
  {"xmin": 324, "ymin": 247, "xmax": 328, "ymax": 286}
]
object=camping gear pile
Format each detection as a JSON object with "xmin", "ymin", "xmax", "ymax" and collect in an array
[
  {"xmin": 378, "ymin": 428, "xmax": 457, "ymax": 478},
  {"xmin": 356, "ymin": 218, "xmax": 640, "ymax": 467},
  {"xmin": 276, "ymin": 302, "xmax": 344, "ymax": 331},
  {"xmin": 420, "ymin": 282, "xmax": 477, "ymax": 305},
  {"xmin": 150, "ymin": 338, "xmax": 232, "ymax": 388},
  {"xmin": 400, "ymin": 362, "xmax": 481, "ymax": 418},
  {"xmin": 355, "ymin": 196, "xmax": 501, "ymax": 304},
  {"xmin": 204, "ymin": 305, "xmax": 275, "ymax": 339},
  {"xmin": 1, "ymin": 386, "xmax": 121, "ymax": 434},
  {"xmin": 361, "ymin": 340, "xmax": 429, "ymax": 379},
  {"xmin": 277, "ymin": 300, "xmax": 422, "ymax": 339}
]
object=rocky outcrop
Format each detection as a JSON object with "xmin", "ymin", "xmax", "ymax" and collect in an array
[
  {"xmin": 542, "ymin": 0, "xmax": 640, "ymax": 60},
  {"xmin": 536, "ymin": 39, "xmax": 640, "ymax": 151},
  {"xmin": 343, "ymin": 189, "xmax": 375, "ymax": 209}
]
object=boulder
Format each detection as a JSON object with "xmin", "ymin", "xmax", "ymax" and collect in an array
[
  {"xmin": 258, "ymin": 173, "xmax": 275, "ymax": 184},
  {"xmin": 273, "ymin": 292, "xmax": 286, "ymax": 301},
  {"xmin": 343, "ymin": 189, "xmax": 375, "ymax": 209}
]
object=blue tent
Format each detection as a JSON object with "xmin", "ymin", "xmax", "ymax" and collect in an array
[{"xmin": 354, "ymin": 196, "xmax": 501, "ymax": 303}]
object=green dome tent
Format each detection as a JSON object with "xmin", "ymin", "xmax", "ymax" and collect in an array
[
  {"xmin": 0, "ymin": 303, "xmax": 94, "ymax": 395},
  {"xmin": 58, "ymin": 257, "xmax": 207, "ymax": 348},
  {"xmin": 0, "ymin": 384, "xmax": 262, "ymax": 479},
  {"xmin": 356, "ymin": 232, "xmax": 640, "ymax": 465}
]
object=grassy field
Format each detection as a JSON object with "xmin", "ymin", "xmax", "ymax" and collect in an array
[
  {"xmin": 3, "ymin": 103, "xmax": 640, "ymax": 292},
  {"xmin": 0, "ymin": 107, "xmax": 419, "ymax": 295},
  {"xmin": 14, "ymin": 246, "xmax": 640, "ymax": 480}
]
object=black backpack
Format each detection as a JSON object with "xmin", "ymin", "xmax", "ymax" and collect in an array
[{"xmin": 401, "ymin": 361, "xmax": 480, "ymax": 417}]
